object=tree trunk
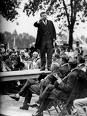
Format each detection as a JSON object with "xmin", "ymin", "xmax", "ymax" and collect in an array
[{"xmin": 68, "ymin": 27, "xmax": 73, "ymax": 50}]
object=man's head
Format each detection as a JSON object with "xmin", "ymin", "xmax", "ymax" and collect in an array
[
  {"xmin": 32, "ymin": 51, "xmax": 38, "ymax": 59},
  {"xmin": 60, "ymin": 55, "xmax": 69, "ymax": 65},
  {"xmin": 10, "ymin": 52, "xmax": 17, "ymax": 60},
  {"xmin": 0, "ymin": 44, "xmax": 5, "ymax": 54},
  {"xmin": 40, "ymin": 12, "xmax": 47, "ymax": 21},
  {"xmin": 74, "ymin": 48, "xmax": 80, "ymax": 57},
  {"xmin": 51, "ymin": 63, "xmax": 63, "ymax": 78},
  {"xmin": 76, "ymin": 41, "xmax": 79, "ymax": 47},
  {"xmin": 52, "ymin": 53, "xmax": 60, "ymax": 62}
]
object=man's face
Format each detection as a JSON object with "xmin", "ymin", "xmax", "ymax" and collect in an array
[
  {"xmin": 32, "ymin": 52, "xmax": 38, "ymax": 59},
  {"xmin": 11, "ymin": 53, "xmax": 15, "ymax": 59},
  {"xmin": 74, "ymin": 50, "xmax": 78, "ymax": 57},
  {"xmin": 52, "ymin": 54, "xmax": 56, "ymax": 61},
  {"xmin": 41, "ymin": 13, "xmax": 47, "ymax": 21},
  {"xmin": 0, "ymin": 47, "xmax": 5, "ymax": 53},
  {"xmin": 59, "ymin": 57, "xmax": 63, "ymax": 65}
]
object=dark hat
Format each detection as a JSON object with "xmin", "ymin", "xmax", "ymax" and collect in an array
[{"xmin": 40, "ymin": 11, "xmax": 46, "ymax": 16}]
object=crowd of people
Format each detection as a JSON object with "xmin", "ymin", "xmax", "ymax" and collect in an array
[
  {"xmin": 1, "ymin": 41, "xmax": 87, "ymax": 116},
  {"xmin": 0, "ymin": 43, "xmax": 41, "ymax": 72},
  {"xmin": 0, "ymin": 41, "xmax": 85, "ymax": 72}
]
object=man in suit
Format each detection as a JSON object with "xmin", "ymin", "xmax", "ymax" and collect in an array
[
  {"xmin": 32, "ymin": 68, "xmax": 87, "ymax": 116},
  {"xmin": 32, "ymin": 55, "xmax": 87, "ymax": 116},
  {"xmin": 9, "ymin": 74, "xmax": 47, "ymax": 110},
  {"xmin": 34, "ymin": 12, "xmax": 56, "ymax": 71}
]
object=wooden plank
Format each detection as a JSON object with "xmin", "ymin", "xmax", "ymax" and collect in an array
[{"xmin": 0, "ymin": 69, "xmax": 51, "ymax": 82}]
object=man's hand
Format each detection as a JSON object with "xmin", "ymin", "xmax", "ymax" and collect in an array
[
  {"xmin": 53, "ymin": 72, "xmax": 62, "ymax": 85},
  {"xmin": 57, "ymin": 77, "xmax": 62, "ymax": 84},
  {"xmin": 53, "ymin": 73, "xmax": 62, "ymax": 84},
  {"xmin": 41, "ymin": 78, "xmax": 44, "ymax": 82},
  {"xmin": 54, "ymin": 77, "xmax": 63, "ymax": 89}
]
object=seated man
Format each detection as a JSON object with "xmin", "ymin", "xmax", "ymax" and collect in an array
[
  {"xmin": 31, "ymin": 51, "xmax": 41, "ymax": 69},
  {"xmin": 32, "ymin": 64, "xmax": 87, "ymax": 116},
  {"xmin": 73, "ymin": 97, "xmax": 87, "ymax": 116},
  {"xmin": 9, "ymin": 55, "xmax": 70, "ymax": 110},
  {"xmin": 73, "ymin": 55, "xmax": 87, "ymax": 116},
  {"xmin": 9, "ymin": 73, "xmax": 47, "ymax": 110},
  {"xmin": 37, "ymin": 55, "xmax": 71, "ymax": 103},
  {"xmin": 52, "ymin": 53, "xmax": 60, "ymax": 66}
]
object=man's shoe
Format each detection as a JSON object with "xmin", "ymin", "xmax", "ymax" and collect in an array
[
  {"xmin": 9, "ymin": 94, "xmax": 19, "ymax": 101},
  {"xmin": 20, "ymin": 106, "xmax": 29, "ymax": 110}
]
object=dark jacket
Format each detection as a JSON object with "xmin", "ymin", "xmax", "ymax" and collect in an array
[
  {"xmin": 39, "ymin": 63, "xmax": 71, "ymax": 91},
  {"xmin": 54, "ymin": 69, "xmax": 87, "ymax": 102},
  {"xmin": 34, "ymin": 20, "xmax": 56, "ymax": 49}
]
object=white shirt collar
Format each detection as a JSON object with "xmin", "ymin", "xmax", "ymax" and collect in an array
[{"xmin": 42, "ymin": 20, "xmax": 47, "ymax": 25}]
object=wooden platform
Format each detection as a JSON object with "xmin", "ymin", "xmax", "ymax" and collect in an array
[{"xmin": 0, "ymin": 69, "xmax": 51, "ymax": 82}]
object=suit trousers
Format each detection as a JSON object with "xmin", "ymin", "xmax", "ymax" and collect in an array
[
  {"xmin": 18, "ymin": 79, "xmax": 40, "ymax": 106},
  {"xmin": 40, "ymin": 40, "xmax": 53, "ymax": 69}
]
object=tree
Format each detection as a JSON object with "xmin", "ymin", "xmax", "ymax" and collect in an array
[
  {"xmin": 23, "ymin": 0, "xmax": 87, "ymax": 49},
  {"xmin": 0, "ymin": 0, "xmax": 87, "ymax": 49},
  {"xmin": 0, "ymin": 0, "xmax": 21, "ymax": 21},
  {"xmin": 61, "ymin": 0, "xmax": 87, "ymax": 49}
]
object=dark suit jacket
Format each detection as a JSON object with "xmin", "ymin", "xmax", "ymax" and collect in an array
[
  {"xmin": 34, "ymin": 20, "xmax": 56, "ymax": 50},
  {"xmin": 54, "ymin": 69, "xmax": 87, "ymax": 102}
]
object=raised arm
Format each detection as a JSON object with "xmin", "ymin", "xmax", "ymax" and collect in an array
[{"xmin": 34, "ymin": 21, "xmax": 40, "ymax": 27}]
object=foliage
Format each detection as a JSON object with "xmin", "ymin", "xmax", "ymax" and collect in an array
[
  {"xmin": 0, "ymin": 0, "xmax": 87, "ymax": 49},
  {"xmin": 0, "ymin": 0, "xmax": 87, "ymax": 25},
  {"xmin": 23, "ymin": 0, "xmax": 87, "ymax": 49},
  {"xmin": 0, "ymin": 0, "xmax": 21, "ymax": 21}
]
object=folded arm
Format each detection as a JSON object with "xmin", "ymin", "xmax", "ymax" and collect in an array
[{"xmin": 54, "ymin": 71, "xmax": 77, "ymax": 92}]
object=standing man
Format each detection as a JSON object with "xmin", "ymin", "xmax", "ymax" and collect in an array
[{"xmin": 34, "ymin": 12, "xmax": 56, "ymax": 71}]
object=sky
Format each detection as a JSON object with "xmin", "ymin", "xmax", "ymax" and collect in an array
[
  {"xmin": 0, "ymin": 0, "xmax": 87, "ymax": 38},
  {"xmin": 0, "ymin": 11, "xmax": 59, "ymax": 38},
  {"xmin": 0, "ymin": 14, "xmax": 38, "ymax": 37}
]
